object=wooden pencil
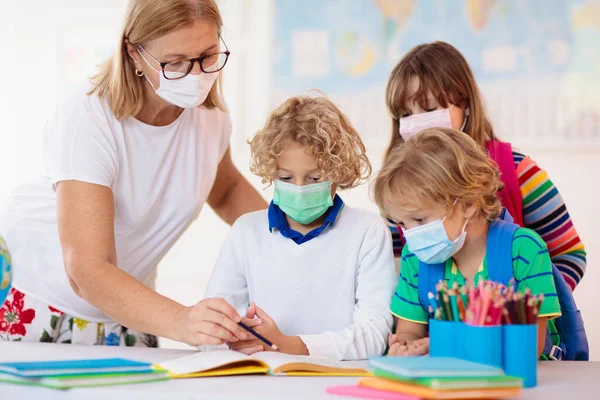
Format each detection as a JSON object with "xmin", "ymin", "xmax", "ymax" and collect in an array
[{"xmin": 238, "ymin": 321, "xmax": 280, "ymax": 351}]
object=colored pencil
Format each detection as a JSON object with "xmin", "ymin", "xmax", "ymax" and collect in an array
[
  {"xmin": 427, "ymin": 292, "xmax": 438, "ymax": 316},
  {"xmin": 449, "ymin": 291, "xmax": 460, "ymax": 322},
  {"xmin": 442, "ymin": 293, "xmax": 453, "ymax": 321},
  {"xmin": 502, "ymin": 307, "xmax": 512, "ymax": 325},
  {"xmin": 456, "ymin": 294, "xmax": 466, "ymax": 322}
]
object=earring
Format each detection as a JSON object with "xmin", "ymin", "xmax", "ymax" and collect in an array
[{"xmin": 135, "ymin": 69, "xmax": 144, "ymax": 77}]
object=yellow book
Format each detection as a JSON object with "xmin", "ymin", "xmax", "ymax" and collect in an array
[
  {"xmin": 359, "ymin": 377, "xmax": 522, "ymax": 399},
  {"xmin": 157, "ymin": 349, "xmax": 370, "ymax": 378}
]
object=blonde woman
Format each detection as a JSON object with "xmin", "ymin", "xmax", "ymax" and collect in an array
[{"xmin": 0, "ymin": 0, "xmax": 266, "ymax": 347}]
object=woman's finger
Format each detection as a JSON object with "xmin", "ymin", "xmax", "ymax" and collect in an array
[
  {"xmin": 189, "ymin": 333, "xmax": 226, "ymax": 347},
  {"xmin": 196, "ymin": 307, "xmax": 247, "ymax": 340},
  {"xmin": 193, "ymin": 319, "xmax": 239, "ymax": 342},
  {"xmin": 203, "ymin": 298, "xmax": 242, "ymax": 322}
]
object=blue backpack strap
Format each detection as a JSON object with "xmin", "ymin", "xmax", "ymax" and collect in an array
[
  {"xmin": 499, "ymin": 208, "xmax": 515, "ymax": 224},
  {"xmin": 417, "ymin": 259, "xmax": 445, "ymax": 319},
  {"xmin": 485, "ymin": 218, "xmax": 519, "ymax": 285}
]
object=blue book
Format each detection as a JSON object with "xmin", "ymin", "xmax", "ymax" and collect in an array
[
  {"xmin": 0, "ymin": 358, "xmax": 154, "ymax": 378},
  {"xmin": 368, "ymin": 357, "xmax": 505, "ymax": 379}
]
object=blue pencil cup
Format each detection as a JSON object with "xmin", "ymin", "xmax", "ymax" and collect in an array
[
  {"xmin": 457, "ymin": 324, "xmax": 503, "ymax": 368},
  {"xmin": 429, "ymin": 320, "xmax": 463, "ymax": 358},
  {"xmin": 503, "ymin": 324, "xmax": 537, "ymax": 388}
]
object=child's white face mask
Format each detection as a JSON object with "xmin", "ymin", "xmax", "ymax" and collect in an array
[
  {"xmin": 401, "ymin": 201, "xmax": 468, "ymax": 264},
  {"xmin": 399, "ymin": 105, "xmax": 465, "ymax": 141}
]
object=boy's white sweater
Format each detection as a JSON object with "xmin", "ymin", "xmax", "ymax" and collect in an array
[{"xmin": 204, "ymin": 206, "xmax": 396, "ymax": 360}]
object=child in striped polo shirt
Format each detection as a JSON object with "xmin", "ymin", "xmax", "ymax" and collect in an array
[
  {"xmin": 204, "ymin": 95, "xmax": 396, "ymax": 360},
  {"xmin": 373, "ymin": 128, "xmax": 561, "ymax": 357}
]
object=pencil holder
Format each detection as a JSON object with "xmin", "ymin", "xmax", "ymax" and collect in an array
[
  {"xmin": 503, "ymin": 324, "xmax": 537, "ymax": 388},
  {"xmin": 457, "ymin": 324, "xmax": 503, "ymax": 368},
  {"xmin": 429, "ymin": 320, "xmax": 463, "ymax": 358}
]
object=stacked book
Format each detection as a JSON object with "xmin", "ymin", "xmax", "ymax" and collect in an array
[
  {"xmin": 0, "ymin": 358, "xmax": 168, "ymax": 389},
  {"xmin": 327, "ymin": 357, "xmax": 523, "ymax": 400}
]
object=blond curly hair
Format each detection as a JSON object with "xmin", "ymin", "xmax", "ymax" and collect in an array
[
  {"xmin": 373, "ymin": 128, "xmax": 503, "ymax": 221},
  {"xmin": 250, "ymin": 95, "xmax": 371, "ymax": 189}
]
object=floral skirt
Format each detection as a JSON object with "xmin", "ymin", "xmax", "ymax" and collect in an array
[{"xmin": 0, "ymin": 288, "xmax": 157, "ymax": 347}]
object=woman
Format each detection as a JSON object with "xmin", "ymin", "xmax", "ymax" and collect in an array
[
  {"xmin": 0, "ymin": 0, "xmax": 266, "ymax": 347},
  {"xmin": 384, "ymin": 42, "xmax": 586, "ymax": 291}
]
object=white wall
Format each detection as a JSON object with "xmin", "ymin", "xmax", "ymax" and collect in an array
[{"xmin": 0, "ymin": 1, "xmax": 598, "ymax": 359}]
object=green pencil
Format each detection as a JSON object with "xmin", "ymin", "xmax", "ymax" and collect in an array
[
  {"xmin": 449, "ymin": 291, "xmax": 460, "ymax": 322},
  {"xmin": 442, "ymin": 293, "xmax": 453, "ymax": 321}
]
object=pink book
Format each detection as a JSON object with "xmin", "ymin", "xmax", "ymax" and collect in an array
[{"xmin": 326, "ymin": 385, "xmax": 421, "ymax": 400}]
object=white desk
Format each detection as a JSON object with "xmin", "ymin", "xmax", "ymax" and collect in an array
[{"xmin": 0, "ymin": 342, "xmax": 598, "ymax": 399}]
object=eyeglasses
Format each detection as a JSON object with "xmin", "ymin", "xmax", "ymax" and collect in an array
[{"xmin": 138, "ymin": 37, "xmax": 230, "ymax": 80}]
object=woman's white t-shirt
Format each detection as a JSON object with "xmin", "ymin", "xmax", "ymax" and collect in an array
[{"xmin": 0, "ymin": 85, "xmax": 232, "ymax": 322}]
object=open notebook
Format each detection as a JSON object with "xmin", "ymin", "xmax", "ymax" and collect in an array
[{"xmin": 157, "ymin": 349, "xmax": 369, "ymax": 377}]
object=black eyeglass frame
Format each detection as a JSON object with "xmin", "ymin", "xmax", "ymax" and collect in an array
[{"xmin": 138, "ymin": 37, "xmax": 230, "ymax": 80}]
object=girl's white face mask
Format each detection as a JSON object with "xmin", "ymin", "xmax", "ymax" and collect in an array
[
  {"xmin": 398, "ymin": 105, "xmax": 468, "ymax": 140},
  {"xmin": 138, "ymin": 47, "xmax": 218, "ymax": 109}
]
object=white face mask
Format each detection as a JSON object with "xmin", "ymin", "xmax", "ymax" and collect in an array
[
  {"xmin": 399, "ymin": 104, "xmax": 467, "ymax": 140},
  {"xmin": 402, "ymin": 216, "xmax": 468, "ymax": 264},
  {"xmin": 138, "ymin": 48, "xmax": 218, "ymax": 109}
]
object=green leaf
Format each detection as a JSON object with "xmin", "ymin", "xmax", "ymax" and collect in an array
[
  {"xmin": 68, "ymin": 318, "xmax": 73, "ymax": 332},
  {"xmin": 125, "ymin": 334, "xmax": 137, "ymax": 347},
  {"xmin": 50, "ymin": 315, "xmax": 58, "ymax": 330},
  {"xmin": 39, "ymin": 330, "xmax": 53, "ymax": 343},
  {"xmin": 62, "ymin": 339, "xmax": 72, "ymax": 344},
  {"xmin": 13, "ymin": 337, "xmax": 22, "ymax": 342}
]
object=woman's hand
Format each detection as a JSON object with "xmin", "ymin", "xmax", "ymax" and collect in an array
[{"xmin": 173, "ymin": 297, "xmax": 249, "ymax": 347}]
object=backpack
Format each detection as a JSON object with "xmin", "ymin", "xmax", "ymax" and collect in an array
[
  {"xmin": 417, "ymin": 212, "xmax": 589, "ymax": 361},
  {"xmin": 486, "ymin": 140, "xmax": 524, "ymax": 227}
]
